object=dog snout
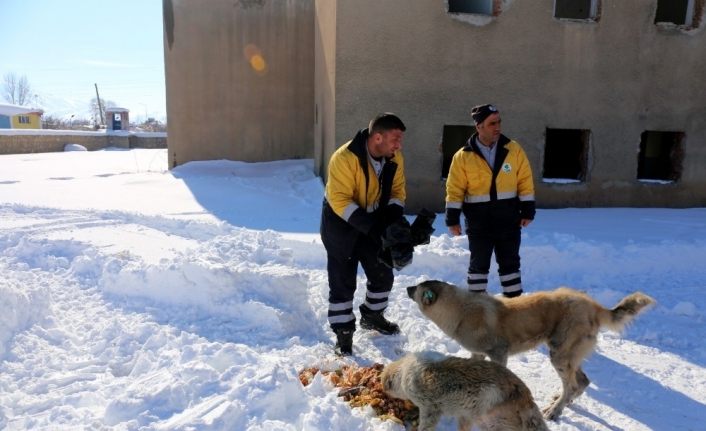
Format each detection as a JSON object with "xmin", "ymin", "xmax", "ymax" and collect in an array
[{"xmin": 407, "ymin": 285, "xmax": 417, "ymax": 299}]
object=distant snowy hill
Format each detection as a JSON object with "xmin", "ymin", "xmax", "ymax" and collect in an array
[{"xmin": 31, "ymin": 92, "xmax": 91, "ymax": 119}]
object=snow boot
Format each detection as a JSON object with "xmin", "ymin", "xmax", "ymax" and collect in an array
[
  {"xmin": 334, "ymin": 329, "xmax": 353, "ymax": 356},
  {"xmin": 359, "ymin": 306, "xmax": 400, "ymax": 335}
]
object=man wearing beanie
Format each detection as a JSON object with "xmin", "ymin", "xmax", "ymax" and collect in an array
[{"xmin": 445, "ymin": 104, "xmax": 535, "ymax": 297}]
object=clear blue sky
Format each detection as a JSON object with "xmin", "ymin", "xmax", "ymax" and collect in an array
[{"xmin": 1, "ymin": 0, "xmax": 166, "ymax": 121}]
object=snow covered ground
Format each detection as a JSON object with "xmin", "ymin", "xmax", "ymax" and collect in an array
[{"xmin": 0, "ymin": 148, "xmax": 704, "ymax": 430}]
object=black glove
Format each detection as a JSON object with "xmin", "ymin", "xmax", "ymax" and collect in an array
[
  {"xmin": 445, "ymin": 207, "xmax": 461, "ymax": 228},
  {"xmin": 379, "ymin": 243, "xmax": 413, "ymax": 270},
  {"xmin": 380, "ymin": 203, "xmax": 404, "ymax": 226},
  {"xmin": 520, "ymin": 200, "xmax": 536, "ymax": 221},
  {"xmin": 367, "ymin": 222, "xmax": 385, "ymax": 248},
  {"xmin": 367, "ymin": 204, "xmax": 404, "ymax": 248},
  {"xmin": 410, "ymin": 208, "xmax": 436, "ymax": 246},
  {"xmin": 381, "ymin": 217, "xmax": 411, "ymax": 248},
  {"xmin": 378, "ymin": 217, "xmax": 414, "ymax": 270}
]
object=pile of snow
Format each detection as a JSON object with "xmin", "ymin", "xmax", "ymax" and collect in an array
[
  {"xmin": 64, "ymin": 143, "xmax": 87, "ymax": 151},
  {"xmin": 0, "ymin": 148, "xmax": 704, "ymax": 430}
]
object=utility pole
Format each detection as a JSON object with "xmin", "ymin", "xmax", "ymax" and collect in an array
[{"xmin": 94, "ymin": 83, "xmax": 105, "ymax": 126}]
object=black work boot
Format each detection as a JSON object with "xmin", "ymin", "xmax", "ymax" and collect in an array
[
  {"xmin": 503, "ymin": 289, "xmax": 522, "ymax": 298},
  {"xmin": 333, "ymin": 329, "xmax": 353, "ymax": 356},
  {"xmin": 359, "ymin": 306, "xmax": 400, "ymax": 335}
]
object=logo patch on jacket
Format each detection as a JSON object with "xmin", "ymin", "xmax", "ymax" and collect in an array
[{"xmin": 502, "ymin": 162, "xmax": 512, "ymax": 173}]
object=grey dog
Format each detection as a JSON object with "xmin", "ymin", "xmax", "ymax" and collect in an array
[{"xmin": 381, "ymin": 351, "xmax": 548, "ymax": 430}]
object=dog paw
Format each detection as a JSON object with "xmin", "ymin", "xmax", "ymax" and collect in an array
[
  {"xmin": 542, "ymin": 396, "xmax": 566, "ymax": 421},
  {"xmin": 542, "ymin": 404, "xmax": 563, "ymax": 421}
]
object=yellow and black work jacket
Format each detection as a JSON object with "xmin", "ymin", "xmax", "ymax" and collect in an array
[
  {"xmin": 445, "ymin": 133, "xmax": 535, "ymax": 229},
  {"xmin": 321, "ymin": 128, "xmax": 405, "ymax": 257}
]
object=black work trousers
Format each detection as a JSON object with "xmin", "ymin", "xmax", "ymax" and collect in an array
[
  {"xmin": 467, "ymin": 224, "xmax": 522, "ymax": 295},
  {"xmin": 326, "ymin": 234, "xmax": 393, "ymax": 332}
]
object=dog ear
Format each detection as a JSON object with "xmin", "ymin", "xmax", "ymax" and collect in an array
[{"xmin": 422, "ymin": 288, "xmax": 436, "ymax": 305}]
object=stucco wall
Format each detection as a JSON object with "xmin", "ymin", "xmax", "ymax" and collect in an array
[
  {"xmin": 323, "ymin": 0, "xmax": 706, "ymax": 210},
  {"xmin": 163, "ymin": 0, "xmax": 314, "ymax": 168}
]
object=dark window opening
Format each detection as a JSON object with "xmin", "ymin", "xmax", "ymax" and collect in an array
[
  {"xmin": 448, "ymin": 0, "xmax": 494, "ymax": 15},
  {"xmin": 554, "ymin": 0, "xmax": 599, "ymax": 21},
  {"xmin": 543, "ymin": 128, "xmax": 590, "ymax": 181},
  {"xmin": 655, "ymin": 0, "xmax": 690, "ymax": 25},
  {"xmin": 637, "ymin": 131, "xmax": 684, "ymax": 182},
  {"xmin": 441, "ymin": 125, "xmax": 475, "ymax": 180},
  {"xmin": 654, "ymin": 0, "xmax": 704, "ymax": 28}
]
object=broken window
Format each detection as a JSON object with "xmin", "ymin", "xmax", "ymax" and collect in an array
[
  {"xmin": 637, "ymin": 131, "xmax": 684, "ymax": 182},
  {"xmin": 543, "ymin": 128, "xmax": 590, "ymax": 182},
  {"xmin": 654, "ymin": 0, "xmax": 696, "ymax": 26},
  {"xmin": 554, "ymin": 0, "xmax": 600, "ymax": 21},
  {"xmin": 448, "ymin": 0, "xmax": 494, "ymax": 15},
  {"xmin": 440, "ymin": 125, "xmax": 475, "ymax": 180}
]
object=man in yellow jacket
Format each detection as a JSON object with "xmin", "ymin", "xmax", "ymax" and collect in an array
[
  {"xmin": 320, "ymin": 113, "xmax": 407, "ymax": 356},
  {"xmin": 445, "ymin": 104, "xmax": 535, "ymax": 297}
]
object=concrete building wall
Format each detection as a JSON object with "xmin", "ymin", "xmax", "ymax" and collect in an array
[
  {"xmin": 319, "ymin": 0, "xmax": 706, "ymax": 210},
  {"xmin": 163, "ymin": 0, "xmax": 314, "ymax": 168},
  {"xmin": 313, "ymin": 0, "xmax": 336, "ymax": 177}
]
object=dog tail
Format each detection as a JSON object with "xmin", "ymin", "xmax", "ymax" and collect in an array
[{"xmin": 602, "ymin": 292, "xmax": 656, "ymax": 332}]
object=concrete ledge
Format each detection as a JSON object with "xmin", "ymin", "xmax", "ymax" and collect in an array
[{"xmin": 0, "ymin": 130, "xmax": 166, "ymax": 154}]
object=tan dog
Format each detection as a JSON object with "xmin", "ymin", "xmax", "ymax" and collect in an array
[
  {"xmin": 406, "ymin": 280, "xmax": 655, "ymax": 420},
  {"xmin": 381, "ymin": 351, "xmax": 548, "ymax": 431}
]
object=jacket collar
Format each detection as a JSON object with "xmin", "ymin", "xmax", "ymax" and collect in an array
[
  {"xmin": 464, "ymin": 133, "xmax": 511, "ymax": 153},
  {"xmin": 347, "ymin": 128, "xmax": 397, "ymax": 164}
]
